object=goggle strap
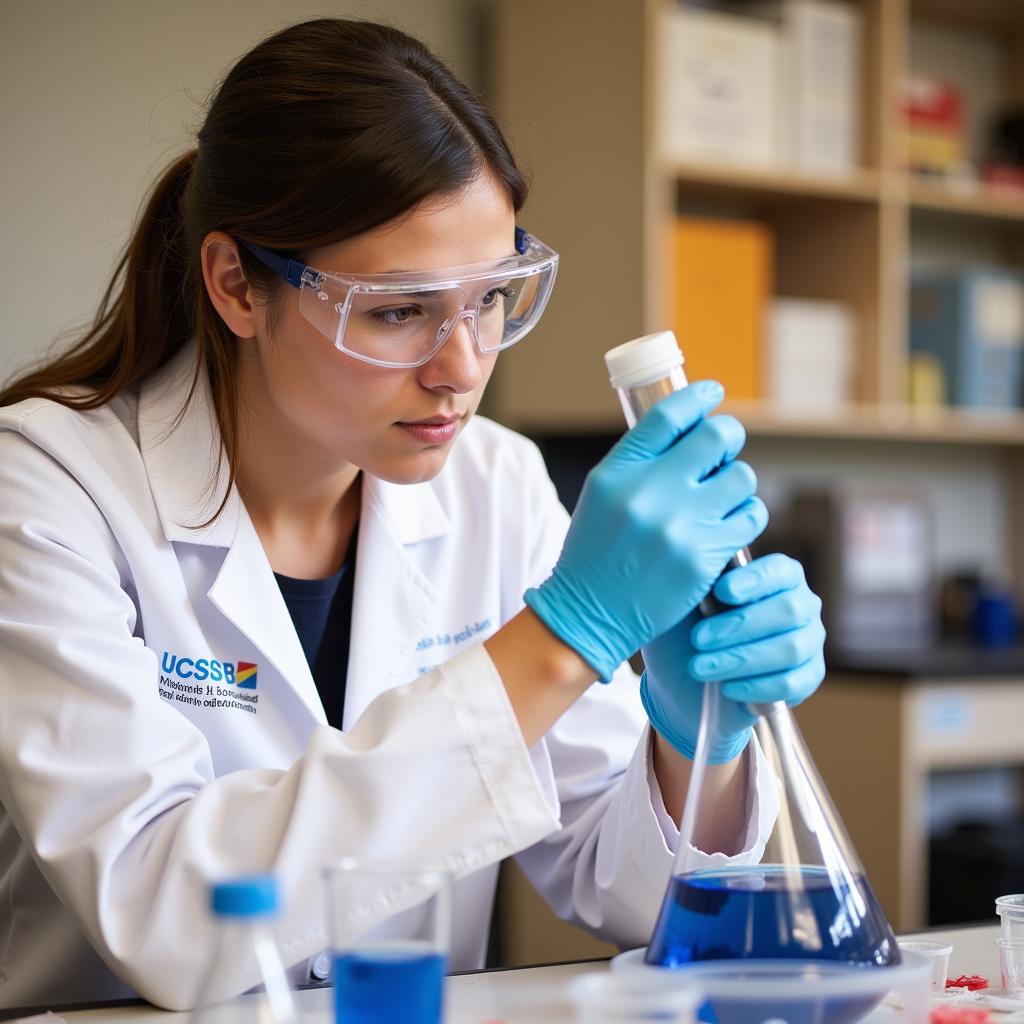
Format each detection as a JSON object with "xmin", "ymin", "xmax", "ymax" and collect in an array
[
  {"xmin": 515, "ymin": 226, "xmax": 529, "ymax": 255},
  {"xmin": 239, "ymin": 240, "xmax": 308, "ymax": 290}
]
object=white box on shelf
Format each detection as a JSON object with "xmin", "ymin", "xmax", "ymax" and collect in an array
[
  {"xmin": 754, "ymin": 0, "xmax": 862, "ymax": 173},
  {"xmin": 658, "ymin": 5, "xmax": 783, "ymax": 168},
  {"xmin": 767, "ymin": 297, "xmax": 855, "ymax": 410}
]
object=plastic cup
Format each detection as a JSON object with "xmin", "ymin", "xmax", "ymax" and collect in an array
[
  {"xmin": 323, "ymin": 860, "xmax": 452, "ymax": 1024},
  {"xmin": 567, "ymin": 971, "xmax": 700, "ymax": 1023},
  {"xmin": 996, "ymin": 937, "xmax": 1024, "ymax": 996},
  {"xmin": 898, "ymin": 940, "xmax": 952, "ymax": 991},
  {"xmin": 996, "ymin": 895, "xmax": 1024, "ymax": 940}
]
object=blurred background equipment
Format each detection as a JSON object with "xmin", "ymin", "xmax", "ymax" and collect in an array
[
  {"xmin": 789, "ymin": 483, "xmax": 936, "ymax": 653},
  {"xmin": 930, "ymin": 786, "xmax": 1024, "ymax": 926}
]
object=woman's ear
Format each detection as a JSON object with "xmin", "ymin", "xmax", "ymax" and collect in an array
[{"xmin": 201, "ymin": 231, "xmax": 259, "ymax": 339}]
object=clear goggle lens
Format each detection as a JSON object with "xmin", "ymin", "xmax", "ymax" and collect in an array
[{"xmin": 296, "ymin": 240, "xmax": 558, "ymax": 368}]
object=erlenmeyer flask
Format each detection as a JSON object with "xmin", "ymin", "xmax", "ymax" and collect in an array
[
  {"xmin": 645, "ymin": 692, "xmax": 899, "ymax": 968},
  {"xmin": 603, "ymin": 332, "xmax": 900, "ymax": 972}
]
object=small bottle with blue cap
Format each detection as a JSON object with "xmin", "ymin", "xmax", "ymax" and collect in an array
[{"xmin": 189, "ymin": 875, "xmax": 298, "ymax": 1024}]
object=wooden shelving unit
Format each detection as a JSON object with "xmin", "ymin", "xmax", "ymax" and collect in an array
[{"xmin": 490, "ymin": 0, "xmax": 1024, "ymax": 444}]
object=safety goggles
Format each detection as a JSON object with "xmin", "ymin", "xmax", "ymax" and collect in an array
[{"xmin": 241, "ymin": 228, "xmax": 559, "ymax": 369}]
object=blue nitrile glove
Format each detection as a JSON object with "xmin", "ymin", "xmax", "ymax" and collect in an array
[
  {"xmin": 524, "ymin": 381, "xmax": 769, "ymax": 682},
  {"xmin": 641, "ymin": 553, "xmax": 826, "ymax": 762}
]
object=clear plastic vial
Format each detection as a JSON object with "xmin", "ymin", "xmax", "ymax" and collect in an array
[{"xmin": 189, "ymin": 876, "xmax": 298, "ymax": 1024}]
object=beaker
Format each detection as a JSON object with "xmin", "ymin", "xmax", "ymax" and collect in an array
[
  {"xmin": 604, "ymin": 333, "xmax": 900, "ymax": 977},
  {"xmin": 323, "ymin": 859, "xmax": 452, "ymax": 1024}
]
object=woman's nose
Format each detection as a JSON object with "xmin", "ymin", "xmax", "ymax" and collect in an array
[{"xmin": 418, "ymin": 312, "xmax": 484, "ymax": 393}]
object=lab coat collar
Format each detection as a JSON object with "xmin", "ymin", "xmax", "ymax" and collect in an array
[
  {"xmin": 137, "ymin": 342, "xmax": 240, "ymax": 547},
  {"xmin": 364, "ymin": 475, "xmax": 450, "ymax": 546}
]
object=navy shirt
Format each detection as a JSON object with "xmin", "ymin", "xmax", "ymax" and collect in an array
[{"xmin": 273, "ymin": 535, "xmax": 357, "ymax": 730}]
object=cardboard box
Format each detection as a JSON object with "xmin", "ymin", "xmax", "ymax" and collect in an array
[
  {"xmin": 752, "ymin": 0, "xmax": 862, "ymax": 173},
  {"xmin": 767, "ymin": 297, "xmax": 855, "ymax": 410},
  {"xmin": 659, "ymin": 5, "xmax": 783, "ymax": 167},
  {"xmin": 672, "ymin": 216, "xmax": 773, "ymax": 401}
]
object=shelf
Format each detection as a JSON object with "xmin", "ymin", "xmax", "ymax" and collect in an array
[
  {"xmin": 724, "ymin": 401, "xmax": 1024, "ymax": 445},
  {"xmin": 522, "ymin": 404, "xmax": 1024, "ymax": 447},
  {"xmin": 665, "ymin": 160, "xmax": 883, "ymax": 205},
  {"xmin": 908, "ymin": 180, "xmax": 1024, "ymax": 224},
  {"xmin": 665, "ymin": 166, "xmax": 1024, "ymax": 221}
]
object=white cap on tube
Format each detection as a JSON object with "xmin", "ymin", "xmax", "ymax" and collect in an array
[{"xmin": 604, "ymin": 330, "xmax": 684, "ymax": 391}]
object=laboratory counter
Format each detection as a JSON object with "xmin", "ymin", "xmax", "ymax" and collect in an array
[
  {"xmin": 827, "ymin": 642, "xmax": 1024, "ymax": 678},
  {"xmin": 0, "ymin": 924, "xmax": 1003, "ymax": 1024}
]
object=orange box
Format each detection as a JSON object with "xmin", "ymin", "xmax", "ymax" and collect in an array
[{"xmin": 672, "ymin": 216, "xmax": 774, "ymax": 401}]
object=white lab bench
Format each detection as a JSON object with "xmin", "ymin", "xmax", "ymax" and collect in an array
[{"xmin": 3, "ymin": 924, "xmax": 1001, "ymax": 1024}]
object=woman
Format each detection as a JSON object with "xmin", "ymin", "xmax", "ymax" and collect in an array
[{"xmin": 0, "ymin": 19, "xmax": 825, "ymax": 1010}]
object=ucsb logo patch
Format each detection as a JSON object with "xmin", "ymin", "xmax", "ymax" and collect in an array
[
  {"xmin": 160, "ymin": 652, "xmax": 258, "ymax": 689},
  {"xmin": 159, "ymin": 651, "xmax": 260, "ymax": 715}
]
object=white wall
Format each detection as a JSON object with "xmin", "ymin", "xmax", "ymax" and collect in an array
[{"xmin": 0, "ymin": 0, "xmax": 480, "ymax": 382}]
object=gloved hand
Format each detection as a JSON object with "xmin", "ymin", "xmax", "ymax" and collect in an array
[
  {"xmin": 641, "ymin": 553, "xmax": 826, "ymax": 763},
  {"xmin": 524, "ymin": 381, "xmax": 768, "ymax": 682}
]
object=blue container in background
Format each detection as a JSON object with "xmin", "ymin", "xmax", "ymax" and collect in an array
[
  {"xmin": 910, "ymin": 266, "xmax": 1024, "ymax": 410},
  {"xmin": 971, "ymin": 585, "xmax": 1018, "ymax": 648}
]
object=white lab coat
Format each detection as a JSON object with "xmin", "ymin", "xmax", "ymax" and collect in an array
[{"xmin": 0, "ymin": 342, "xmax": 773, "ymax": 1011}]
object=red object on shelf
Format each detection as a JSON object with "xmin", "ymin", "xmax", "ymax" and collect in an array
[
  {"xmin": 902, "ymin": 77, "xmax": 966, "ymax": 174},
  {"xmin": 946, "ymin": 975, "xmax": 990, "ymax": 991},
  {"xmin": 982, "ymin": 163, "xmax": 1024, "ymax": 191},
  {"xmin": 903, "ymin": 77, "xmax": 963, "ymax": 132}
]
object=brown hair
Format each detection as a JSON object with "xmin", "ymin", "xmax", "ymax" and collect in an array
[{"xmin": 0, "ymin": 18, "xmax": 527, "ymax": 517}]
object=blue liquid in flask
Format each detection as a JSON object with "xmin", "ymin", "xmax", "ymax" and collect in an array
[
  {"xmin": 333, "ymin": 944, "xmax": 446, "ymax": 1024},
  {"xmin": 647, "ymin": 864, "xmax": 898, "ymax": 966},
  {"xmin": 646, "ymin": 865, "xmax": 900, "ymax": 1024}
]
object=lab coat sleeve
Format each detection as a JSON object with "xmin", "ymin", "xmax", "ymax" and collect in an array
[
  {"xmin": 0, "ymin": 431, "xmax": 560, "ymax": 1010},
  {"xmin": 511, "ymin": 448, "xmax": 778, "ymax": 950}
]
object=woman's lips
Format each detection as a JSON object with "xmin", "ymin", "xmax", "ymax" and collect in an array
[{"xmin": 396, "ymin": 416, "xmax": 462, "ymax": 444}]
